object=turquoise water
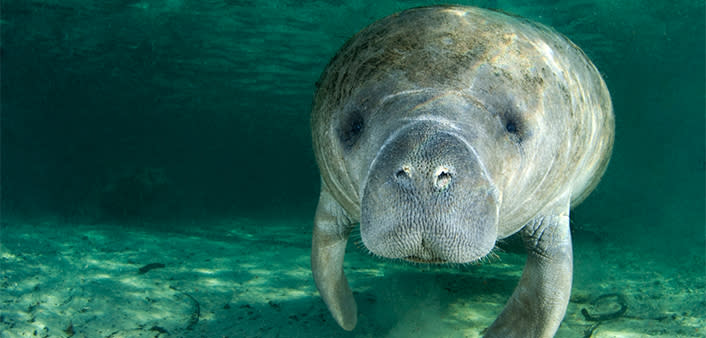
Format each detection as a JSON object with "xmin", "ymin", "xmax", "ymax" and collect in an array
[{"xmin": 1, "ymin": 1, "xmax": 704, "ymax": 337}]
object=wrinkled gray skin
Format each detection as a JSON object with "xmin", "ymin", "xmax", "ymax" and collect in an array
[{"xmin": 311, "ymin": 5, "xmax": 614, "ymax": 337}]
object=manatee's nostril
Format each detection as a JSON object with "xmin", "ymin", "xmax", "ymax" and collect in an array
[
  {"xmin": 433, "ymin": 166, "xmax": 453, "ymax": 190},
  {"xmin": 436, "ymin": 171, "xmax": 452, "ymax": 187},
  {"xmin": 395, "ymin": 165, "xmax": 412, "ymax": 180},
  {"xmin": 438, "ymin": 171, "xmax": 452, "ymax": 182}
]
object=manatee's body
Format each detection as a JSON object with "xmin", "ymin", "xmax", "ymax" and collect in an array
[{"xmin": 310, "ymin": 5, "xmax": 614, "ymax": 337}]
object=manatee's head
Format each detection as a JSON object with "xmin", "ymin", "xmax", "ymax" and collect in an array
[
  {"xmin": 360, "ymin": 118, "xmax": 499, "ymax": 264},
  {"xmin": 323, "ymin": 88, "xmax": 502, "ymax": 264}
]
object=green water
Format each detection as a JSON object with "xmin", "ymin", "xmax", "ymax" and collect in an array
[{"xmin": 1, "ymin": 1, "xmax": 704, "ymax": 337}]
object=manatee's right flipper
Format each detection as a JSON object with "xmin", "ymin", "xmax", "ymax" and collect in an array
[
  {"xmin": 485, "ymin": 194, "xmax": 573, "ymax": 338},
  {"xmin": 311, "ymin": 185, "xmax": 357, "ymax": 330}
]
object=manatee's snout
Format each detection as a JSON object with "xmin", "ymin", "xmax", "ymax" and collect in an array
[{"xmin": 361, "ymin": 122, "xmax": 499, "ymax": 263}]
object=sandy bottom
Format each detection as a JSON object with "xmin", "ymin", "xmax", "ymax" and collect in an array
[{"xmin": 1, "ymin": 217, "xmax": 703, "ymax": 337}]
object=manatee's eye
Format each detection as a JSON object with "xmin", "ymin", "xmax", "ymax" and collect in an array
[
  {"xmin": 505, "ymin": 121, "xmax": 518, "ymax": 133},
  {"xmin": 501, "ymin": 111, "xmax": 528, "ymax": 143},
  {"xmin": 338, "ymin": 110, "xmax": 365, "ymax": 150}
]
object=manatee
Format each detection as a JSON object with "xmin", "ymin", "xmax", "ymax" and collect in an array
[{"xmin": 310, "ymin": 5, "xmax": 614, "ymax": 337}]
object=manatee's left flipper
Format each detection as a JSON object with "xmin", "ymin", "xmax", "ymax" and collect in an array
[
  {"xmin": 486, "ymin": 194, "xmax": 573, "ymax": 338},
  {"xmin": 311, "ymin": 185, "xmax": 357, "ymax": 330}
]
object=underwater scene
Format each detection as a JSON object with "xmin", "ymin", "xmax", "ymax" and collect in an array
[{"xmin": 1, "ymin": 0, "xmax": 704, "ymax": 337}]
